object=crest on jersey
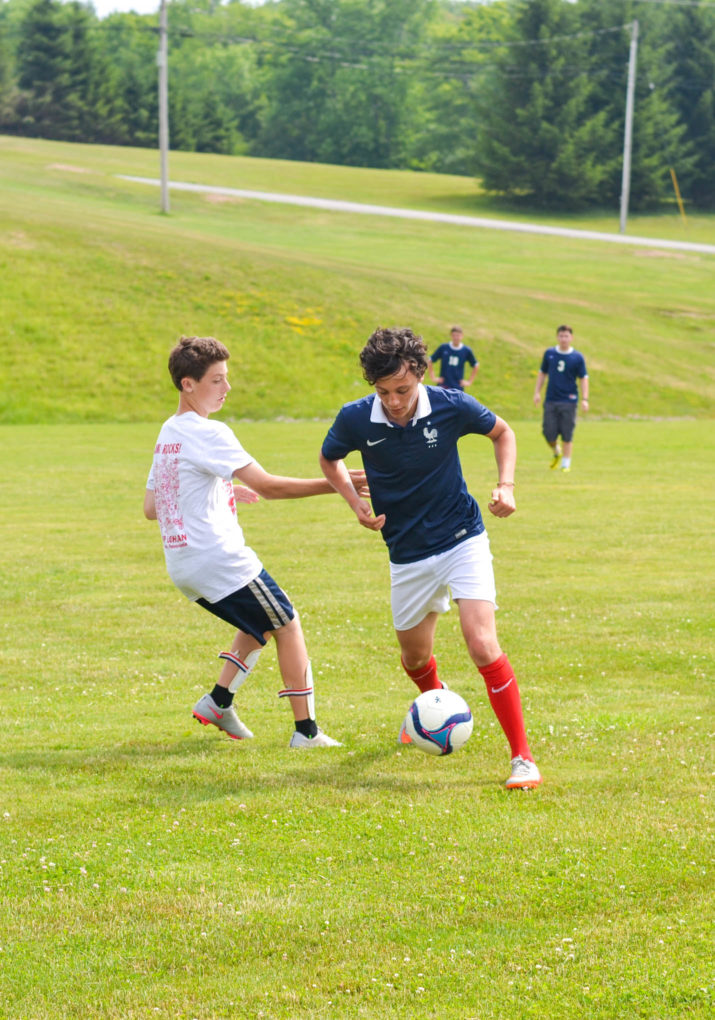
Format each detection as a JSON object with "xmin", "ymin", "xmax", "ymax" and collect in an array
[{"xmin": 423, "ymin": 426, "xmax": 438, "ymax": 448}]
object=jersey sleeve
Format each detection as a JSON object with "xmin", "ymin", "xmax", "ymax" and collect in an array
[
  {"xmin": 540, "ymin": 349, "xmax": 550, "ymax": 373},
  {"xmin": 577, "ymin": 353, "xmax": 588, "ymax": 378},
  {"xmin": 457, "ymin": 392, "xmax": 497, "ymax": 435},
  {"xmin": 429, "ymin": 345, "xmax": 444, "ymax": 363},
  {"xmin": 195, "ymin": 421, "xmax": 254, "ymax": 479},
  {"xmin": 146, "ymin": 463, "xmax": 155, "ymax": 490},
  {"xmin": 321, "ymin": 408, "xmax": 357, "ymax": 461},
  {"xmin": 466, "ymin": 347, "xmax": 477, "ymax": 367}
]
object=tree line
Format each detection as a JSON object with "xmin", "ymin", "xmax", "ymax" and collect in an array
[{"xmin": 1, "ymin": 0, "xmax": 713, "ymax": 210}]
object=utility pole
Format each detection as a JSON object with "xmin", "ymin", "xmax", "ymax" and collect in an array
[
  {"xmin": 619, "ymin": 19, "xmax": 638, "ymax": 234},
  {"xmin": 158, "ymin": 0, "xmax": 170, "ymax": 214}
]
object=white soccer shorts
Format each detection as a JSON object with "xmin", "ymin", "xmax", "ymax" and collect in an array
[{"xmin": 390, "ymin": 531, "xmax": 497, "ymax": 632}]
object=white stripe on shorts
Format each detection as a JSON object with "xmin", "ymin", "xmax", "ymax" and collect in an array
[
  {"xmin": 248, "ymin": 576, "xmax": 292, "ymax": 630},
  {"xmin": 390, "ymin": 532, "xmax": 496, "ymax": 632}
]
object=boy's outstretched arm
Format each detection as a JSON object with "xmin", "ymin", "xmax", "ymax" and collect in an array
[
  {"xmin": 235, "ymin": 460, "xmax": 367, "ymax": 501},
  {"xmin": 319, "ymin": 453, "xmax": 385, "ymax": 531}
]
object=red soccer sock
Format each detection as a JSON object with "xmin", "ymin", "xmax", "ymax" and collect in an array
[
  {"xmin": 401, "ymin": 655, "xmax": 443, "ymax": 693},
  {"xmin": 479, "ymin": 653, "xmax": 532, "ymax": 760}
]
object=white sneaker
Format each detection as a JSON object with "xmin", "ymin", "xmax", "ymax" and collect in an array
[
  {"xmin": 289, "ymin": 728, "xmax": 342, "ymax": 748},
  {"xmin": 505, "ymin": 755, "xmax": 542, "ymax": 790},
  {"xmin": 192, "ymin": 693, "xmax": 254, "ymax": 740}
]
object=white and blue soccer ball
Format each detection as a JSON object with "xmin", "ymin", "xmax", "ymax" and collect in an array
[{"xmin": 405, "ymin": 688, "xmax": 473, "ymax": 756}]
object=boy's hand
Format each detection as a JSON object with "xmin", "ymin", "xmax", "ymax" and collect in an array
[
  {"xmin": 353, "ymin": 498, "xmax": 385, "ymax": 531},
  {"xmin": 487, "ymin": 484, "xmax": 516, "ymax": 518},
  {"xmin": 233, "ymin": 483, "xmax": 260, "ymax": 504},
  {"xmin": 348, "ymin": 469, "xmax": 370, "ymax": 500}
]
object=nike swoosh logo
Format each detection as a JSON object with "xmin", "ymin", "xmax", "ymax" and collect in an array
[
  {"xmin": 209, "ymin": 707, "xmax": 224, "ymax": 719},
  {"xmin": 491, "ymin": 678, "xmax": 513, "ymax": 694},
  {"xmin": 366, "ymin": 438, "xmax": 387, "ymax": 447}
]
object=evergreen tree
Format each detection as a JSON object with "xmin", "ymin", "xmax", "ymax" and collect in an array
[
  {"xmin": 666, "ymin": 5, "xmax": 715, "ymax": 209},
  {"xmin": 0, "ymin": 10, "xmax": 14, "ymax": 125},
  {"xmin": 476, "ymin": 0, "xmax": 608, "ymax": 208},
  {"xmin": 15, "ymin": 0, "xmax": 72, "ymax": 137},
  {"xmin": 577, "ymin": 0, "xmax": 691, "ymax": 210}
]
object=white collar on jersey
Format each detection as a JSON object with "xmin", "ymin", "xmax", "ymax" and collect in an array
[{"xmin": 370, "ymin": 383, "xmax": 432, "ymax": 428}]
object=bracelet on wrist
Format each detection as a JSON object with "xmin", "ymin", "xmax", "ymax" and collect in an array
[{"xmin": 497, "ymin": 481, "xmax": 514, "ymax": 487}]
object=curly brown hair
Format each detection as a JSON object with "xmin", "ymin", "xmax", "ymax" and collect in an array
[
  {"xmin": 359, "ymin": 327, "xmax": 429, "ymax": 385},
  {"xmin": 168, "ymin": 336, "xmax": 230, "ymax": 391}
]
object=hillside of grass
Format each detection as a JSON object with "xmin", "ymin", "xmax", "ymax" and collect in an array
[{"xmin": 2, "ymin": 135, "xmax": 713, "ymax": 424}]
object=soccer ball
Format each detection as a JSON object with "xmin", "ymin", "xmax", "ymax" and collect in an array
[{"xmin": 405, "ymin": 688, "xmax": 473, "ymax": 756}]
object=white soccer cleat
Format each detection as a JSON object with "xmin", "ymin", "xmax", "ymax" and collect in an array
[
  {"xmin": 289, "ymin": 728, "xmax": 342, "ymax": 748},
  {"xmin": 505, "ymin": 755, "xmax": 542, "ymax": 790},
  {"xmin": 192, "ymin": 693, "xmax": 254, "ymax": 740}
]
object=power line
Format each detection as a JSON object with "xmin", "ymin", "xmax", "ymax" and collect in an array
[{"xmin": 631, "ymin": 1, "xmax": 715, "ymax": 8}]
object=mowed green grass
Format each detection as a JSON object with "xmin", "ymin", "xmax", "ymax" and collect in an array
[
  {"xmin": 0, "ymin": 419, "xmax": 712, "ymax": 1019},
  {"xmin": 1, "ymin": 134, "xmax": 714, "ymax": 424}
]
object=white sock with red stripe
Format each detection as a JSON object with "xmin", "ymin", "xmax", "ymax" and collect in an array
[{"xmin": 220, "ymin": 648, "xmax": 261, "ymax": 693}]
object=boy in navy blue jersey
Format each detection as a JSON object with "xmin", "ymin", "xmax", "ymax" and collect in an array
[
  {"xmin": 533, "ymin": 324, "xmax": 589, "ymax": 471},
  {"xmin": 428, "ymin": 325, "xmax": 479, "ymax": 391},
  {"xmin": 320, "ymin": 326, "xmax": 541, "ymax": 790}
]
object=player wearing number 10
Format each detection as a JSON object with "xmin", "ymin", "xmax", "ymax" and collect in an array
[
  {"xmin": 533, "ymin": 324, "xmax": 589, "ymax": 472},
  {"xmin": 320, "ymin": 326, "xmax": 542, "ymax": 790},
  {"xmin": 428, "ymin": 325, "xmax": 479, "ymax": 391}
]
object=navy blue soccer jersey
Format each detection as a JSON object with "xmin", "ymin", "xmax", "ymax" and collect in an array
[
  {"xmin": 430, "ymin": 343, "xmax": 477, "ymax": 389},
  {"xmin": 321, "ymin": 385, "xmax": 497, "ymax": 564},
  {"xmin": 540, "ymin": 346, "xmax": 588, "ymax": 403}
]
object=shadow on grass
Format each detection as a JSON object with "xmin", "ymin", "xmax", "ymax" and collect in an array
[{"xmin": 0, "ymin": 736, "xmax": 498, "ymax": 802}]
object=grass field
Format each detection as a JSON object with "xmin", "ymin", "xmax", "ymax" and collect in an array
[
  {"xmin": 1, "ymin": 134, "xmax": 712, "ymax": 1017},
  {"xmin": 1, "ymin": 135, "xmax": 714, "ymax": 424},
  {"xmin": 0, "ymin": 419, "xmax": 712, "ymax": 1019}
]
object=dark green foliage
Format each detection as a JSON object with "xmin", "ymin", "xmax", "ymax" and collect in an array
[
  {"xmin": 0, "ymin": 0, "xmax": 713, "ymax": 209},
  {"xmin": 255, "ymin": 0, "xmax": 436, "ymax": 169},
  {"xmin": 665, "ymin": 5, "xmax": 715, "ymax": 209},
  {"xmin": 476, "ymin": 0, "xmax": 610, "ymax": 208}
]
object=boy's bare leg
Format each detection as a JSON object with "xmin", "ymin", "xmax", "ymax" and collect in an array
[
  {"xmin": 216, "ymin": 630, "xmax": 262, "ymax": 690},
  {"xmin": 395, "ymin": 612, "xmax": 439, "ymax": 673},
  {"xmin": 273, "ymin": 617, "xmax": 311, "ymax": 721}
]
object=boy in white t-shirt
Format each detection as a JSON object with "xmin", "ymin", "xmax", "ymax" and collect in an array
[{"xmin": 144, "ymin": 335, "xmax": 364, "ymax": 748}]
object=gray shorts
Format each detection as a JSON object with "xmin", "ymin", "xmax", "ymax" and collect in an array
[{"xmin": 543, "ymin": 402, "xmax": 578, "ymax": 443}]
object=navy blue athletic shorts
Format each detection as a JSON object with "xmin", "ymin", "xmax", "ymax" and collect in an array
[{"xmin": 197, "ymin": 568, "xmax": 295, "ymax": 645}]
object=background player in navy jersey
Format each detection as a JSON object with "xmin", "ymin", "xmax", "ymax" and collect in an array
[
  {"xmin": 428, "ymin": 325, "xmax": 479, "ymax": 390},
  {"xmin": 533, "ymin": 324, "xmax": 589, "ymax": 472},
  {"xmin": 320, "ymin": 326, "xmax": 541, "ymax": 790}
]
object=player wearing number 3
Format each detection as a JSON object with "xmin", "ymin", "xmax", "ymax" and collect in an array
[
  {"xmin": 533, "ymin": 324, "xmax": 589, "ymax": 472},
  {"xmin": 320, "ymin": 327, "xmax": 541, "ymax": 790}
]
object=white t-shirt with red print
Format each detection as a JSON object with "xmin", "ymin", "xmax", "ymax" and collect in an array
[{"xmin": 147, "ymin": 412, "xmax": 262, "ymax": 602}]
